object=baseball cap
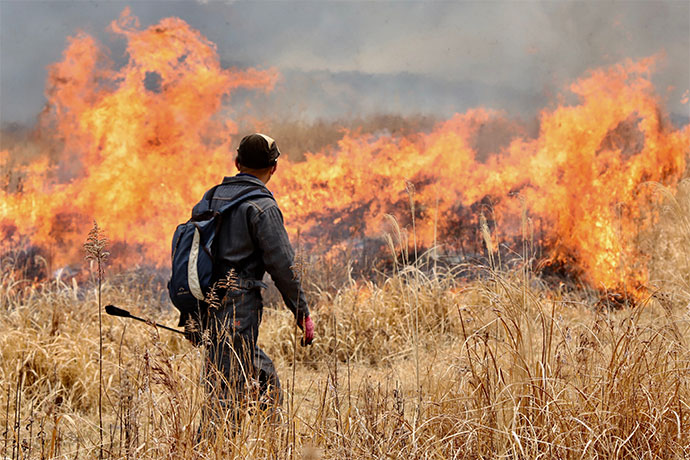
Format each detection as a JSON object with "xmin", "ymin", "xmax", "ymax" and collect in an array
[{"xmin": 236, "ymin": 133, "xmax": 281, "ymax": 169}]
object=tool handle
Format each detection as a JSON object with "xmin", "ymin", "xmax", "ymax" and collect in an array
[
  {"xmin": 105, "ymin": 304, "xmax": 131, "ymax": 318},
  {"xmin": 105, "ymin": 304, "xmax": 185, "ymax": 335}
]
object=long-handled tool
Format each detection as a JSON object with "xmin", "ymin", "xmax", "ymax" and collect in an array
[
  {"xmin": 106, "ymin": 304, "xmax": 313, "ymax": 346},
  {"xmin": 105, "ymin": 304, "xmax": 184, "ymax": 335}
]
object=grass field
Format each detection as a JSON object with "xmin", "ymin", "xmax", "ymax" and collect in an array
[{"xmin": 2, "ymin": 187, "xmax": 690, "ymax": 460}]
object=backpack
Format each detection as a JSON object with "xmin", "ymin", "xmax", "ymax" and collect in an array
[{"xmin": 168, "ymin": 184, "xmax": 273, "ymax": 325}]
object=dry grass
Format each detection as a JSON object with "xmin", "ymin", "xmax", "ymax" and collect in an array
[
  {"xmin": 252, "ymin": 114, "xmax": 438, "ymax": 163},
  {"xmin": 2, "ymin": 184, "xmax": 690, "ymax": 459}
]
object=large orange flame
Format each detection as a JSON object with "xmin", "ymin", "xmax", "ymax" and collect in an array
[
  {"xmin": 1, "ymin": 9, "xmax": 277, "ymax": 268},
  {"xmin": 1, "ymin": 11, "xmax": 688, "ymax": 296},
  {"xmin": 274, "ymin": 57, "xmax": 688, "ymax": 293}
]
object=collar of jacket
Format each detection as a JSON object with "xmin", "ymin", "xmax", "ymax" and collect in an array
[{"xmin": 222, "ymin": 174, "xmax": 266, "ymax": 187}]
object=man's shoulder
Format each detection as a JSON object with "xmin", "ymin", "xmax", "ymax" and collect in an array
[
  {"xmin": 242, "ymin": 194, "xmax": 279, "ymax": 215},
  {"xmin": 212, "ymin": 178, "xmax": 279, "ymax": 215}
]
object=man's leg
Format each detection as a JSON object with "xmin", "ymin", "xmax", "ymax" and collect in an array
[
  {"xmin": 201, "ymin": 294, "xmax": 260, "ymax": 434},
  {"xmin": 202, "ymin": 326, "xmax": 254, "ymax": 433},
  {"xmin": 254, "ymin": 347, "xmax": 282, "ymax": 409}
]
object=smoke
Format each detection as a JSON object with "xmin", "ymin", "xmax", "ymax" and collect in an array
[{"xmin": 1, "ymin": 1, "xmax": 688, "ymax": 126}]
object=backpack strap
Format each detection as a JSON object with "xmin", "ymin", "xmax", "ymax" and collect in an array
[
  {"xmin": 204, "ymin": 184, "xmax": 221, "ymax": 204},
  {"xmin": 191, "ymin": 184, "xmax": 221, "ymax": 219}
]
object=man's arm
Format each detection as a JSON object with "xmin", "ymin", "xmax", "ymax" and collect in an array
[{"xmin": 252, "ymin": 205, "xmax": 310, "ymax": 322}]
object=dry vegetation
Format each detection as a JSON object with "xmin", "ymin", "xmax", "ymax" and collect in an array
[
  {"xmin": 248, "ymin": 114, "xmax": 439, "ymax": 163},
  {"xmin": 2, "ymin": 176, "xmax": 690, "ymax": 458}
]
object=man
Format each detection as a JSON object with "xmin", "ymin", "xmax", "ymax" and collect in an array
[{"xmin": 188, "ymin": 133, "xmax": 315, "ymax": 427}]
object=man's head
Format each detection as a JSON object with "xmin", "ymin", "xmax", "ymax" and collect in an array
[{"xmin": 235, "ymin": 133, "xmax": 280, "ymax": 183}]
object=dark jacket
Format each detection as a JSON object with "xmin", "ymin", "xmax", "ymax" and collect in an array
[{"xmin": 192, "ymin": 174, "xmax": 309, "ymax": 322}]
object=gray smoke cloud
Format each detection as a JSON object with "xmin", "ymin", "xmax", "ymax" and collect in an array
[{"xmin": 1, "ymin": 1, "xmax": 688, "ymax": 126}]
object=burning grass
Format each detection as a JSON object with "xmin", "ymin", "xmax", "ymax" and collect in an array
[
  {"xmin": 2, "ymin": 8, "xmax": 688, "ymax": 297},
  {"xmin": 1, "ymin": 245, "xmax": 689, "ymax": 459}
]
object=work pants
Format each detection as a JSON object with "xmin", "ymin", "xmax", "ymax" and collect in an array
[{"xmin": 201, "ymin": 289, "xmax": 281, "ymax": 429}]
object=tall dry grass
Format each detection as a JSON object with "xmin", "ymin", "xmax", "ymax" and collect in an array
[{"xmin": 1, "ymin": 183, "xmax": 690, "ymax": 459}]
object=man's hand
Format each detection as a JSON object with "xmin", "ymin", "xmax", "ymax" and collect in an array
[{"xmin": 297, "ymin": 315, "xmax": 315, "ymax": 346}]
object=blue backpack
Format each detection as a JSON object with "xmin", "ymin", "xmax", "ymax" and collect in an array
[{"xmin": 168, "ymin": 185, "xmax": 273, "ymax": 325}]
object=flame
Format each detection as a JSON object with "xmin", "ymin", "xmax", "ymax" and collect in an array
[
  {"xmin": 1, "ymin": 11, "xmax": 688, "ymax": 296},
  {"xmin": 1, "ymin": 9, "xmax": 277, "ymax": 269},
  {"xmin": 275, "ymin": 57, "xmax": 688, "ymax": 293}
]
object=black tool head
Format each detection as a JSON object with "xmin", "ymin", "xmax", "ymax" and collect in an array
[{"xmin": 105, "ymin": 304, "xmax": 131, "ymax": 318}]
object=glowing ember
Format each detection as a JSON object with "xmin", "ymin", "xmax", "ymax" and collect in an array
[{"xmin": 1, "ymin": 11, "xmax": 688, "ymax": 297}]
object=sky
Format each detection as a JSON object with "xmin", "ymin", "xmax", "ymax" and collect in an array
[{"xmin": 1, "ymin": 0, "xmax": 688, "ymax": 126}]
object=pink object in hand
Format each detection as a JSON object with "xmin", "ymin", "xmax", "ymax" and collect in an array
[{"xmin": 299, "ymin": 316, "xmax": 315, "ymax": 345}]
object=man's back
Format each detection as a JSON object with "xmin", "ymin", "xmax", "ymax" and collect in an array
[{"xmin": 194, "ymin": 173, "xmax": 309, "ymax": 323}]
